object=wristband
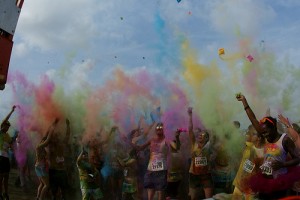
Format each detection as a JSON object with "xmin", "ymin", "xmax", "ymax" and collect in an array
[{"xmin": 244, "ymin": 106, "xmax": 250, "ymax": 110}]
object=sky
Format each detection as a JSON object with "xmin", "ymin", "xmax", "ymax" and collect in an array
[{"xmin": 1, "ymin": 0, "xmax": 300, "ymax": 146}]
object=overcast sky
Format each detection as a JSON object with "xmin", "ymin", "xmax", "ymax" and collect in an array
[{"xmin": 1, "ymin": 0, "xmax": 300, "ymax": 128}]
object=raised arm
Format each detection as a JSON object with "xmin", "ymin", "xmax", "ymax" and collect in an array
[
  {"xmin": 278, "ymin": 114, "xmax": 299, "ymax": 144},
  {"xmin": 2, "ymin": 105, "xmax": 16, "ymax": 125},
  {"xmin": 100, "ymin": 126, "xmax": 118, "ymax": 145},
  {"xmin": 143, "ymin": 121, "xmax": 155, "ymax": 137},
  {"xmin": 39, "ymin": 118, "xmax": 59, "ymax": 148},
  {"xmin": 77, "ymin": 147, "xmax": 87, "ymax": 164},
  {"xmin": 136, "ymin": 140, "xmax": 151, "ymax": 152},
  {"xmin": 236, "ymin": 94, "xmax": 264, "ymax": 134},
  {"xmin": 170, "ymin": 130, "xmax": 181, "ymax": 151},
  {"xmin": 272, "ymin": 136, "xmax": 300, "ymax": 170},
  {"xmin": 64, "ymin": 118, "xmax": 71, "ymax": 144},
  {"xmin": 188, "ymin": 107, "xmax": 195, "ymax": 143}
]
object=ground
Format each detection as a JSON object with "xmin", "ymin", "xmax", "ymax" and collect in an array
[{"xmin": 7, "ymin": 168, "xmax": 36, "ymax": 200}]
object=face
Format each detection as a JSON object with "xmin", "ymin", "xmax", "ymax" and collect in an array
[
  {"xmin": 260, "ymin": 123, "xmax": 275, "ymax": 141},
  {"xmin": 82, "ymin": 152, "xmax": 88, "ymax": 160},
  {"xmin": 196, "ymin": 131, "xmax": 208, "ymax": 144},
  {"xmin": 155, "ymin": 124, "xmax": 164, "ymax": 136},
  {"xmin": 132, "ymin": 129, "xmax": 140, "ymax": 138}
]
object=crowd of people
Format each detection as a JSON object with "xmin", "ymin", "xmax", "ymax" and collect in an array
[{"xmin": 1, "ymin": 94, "xmax": 300, "ymax": 200}]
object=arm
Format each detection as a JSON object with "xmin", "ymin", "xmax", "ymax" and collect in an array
[
  {"xmin": 39, "ymin": 118, "xmax": 59, "ymax": 148},
  {"xmin": 188, "ymin": 107, "xmax": 195, "ymax": 143},
  {"xmin": 65, "ymin": 119, "xmax": 70, "ymax": 144},
  {"xmin": 136, "ymin": 140, "xmax": 151, "ymax": 152},
  {"xmin": 76, "ymin": 148, "xmax": 87, "ymax": 164},
  {"xmin": 170, "ymin": 131, "xmax": 181, "ymax": 151},
  {"xmin": 273, "ymin": 136, "xmax": 300, "ymax": 170},
  {"xmin": 143, "ymin": 121, "xmax": 155, "ymax": 137},
  {"xmin": 236, "ymin": 94, "xmax": 264, "ymax": 134},
  {"xmin": 99, "ymin": 126, "xmax": 118, "ymax": 145},
  {"xmin": 278, "ymin": 114, "xmax": 299, "ymax": 143},
  {"xmin": 175, "ymin": 130, "xmax": 181, "ymax": 150},
  {"xmin": 2, "ymin": 105, "xmax": 16, "ymax": 125},
  {"xmin": 38, "ymin": 130, "xmax": 53, "ymax": 148}
]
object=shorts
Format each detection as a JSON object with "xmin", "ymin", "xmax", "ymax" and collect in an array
[
  {"xmin": 144, "ymin": 170, "xmax": 167, "ymax": 190},
  {"xmin": 0, "ymin": 156, "xmax": 10, "ymax": 174},
  {"xmin": 81, "ymin": 188, "xmax": 103, "ymax": 200},
  {"xmin": 189, "ymin": 173, "xmax": 213, "ymax": 189},
  {"xmin": 35, "ymin": 165, "xmax": 48, "ymax": 177}
]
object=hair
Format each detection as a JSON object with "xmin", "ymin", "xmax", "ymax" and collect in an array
[
  {"xmin": 261, "ymin": 116, "xmax": 277, "ymax": 129},
  {"xmin": 129, "ymin": 129, "xmax": 139, "ymax": 140},
  {"xmin": 156, "ymin": 122, "xmax": 164, "ymax": 127},
  {"xmin": 200, "ymin": 130, "xmax": 210, "ymax": 142},
  {"xmin": 233, "ymin": 121, "xmax": 240, "ymax": 128}
]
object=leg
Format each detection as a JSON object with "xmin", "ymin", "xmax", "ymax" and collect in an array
[
  {"xmin": 203, "ymin": 187, "xmax": 213, "ymax": 199},
  {"xmin": 147, "ymin": 189, "xmax": 155, "ymax": 200},
  {"xmin": 0, "ymin": 175, "xmax": 4, "ymax": 194},
  {"xmin": 36, "ymin": 178, "xmax": 44, "ymax": 199},
  {"xmin": 40, "ymin": 176, "xmax": 49, "ymax": 200},
  {"xmin": 156, "ymin": 190, "xmax": 165, "ymax": 200},
  {"xmin": 3, "ymin": 173, "xmax": 9, "ymax": 194}
]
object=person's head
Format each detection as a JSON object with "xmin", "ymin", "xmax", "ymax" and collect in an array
[
  {"xmin": 196, "ymin": 130, "xmax": 210, "ymax": 144},
  {"xmin": 194, "ymin": 127, "xmax": 202, "ymax": 135},
  {"xmin": 82, "ymin": 150, "xmax": 89, "ymax": 161},
  {"xmin": 233, "ymin": 121, "xmax": 240, "ymax": 129},
  {"xmin": 155, "ymin": 122, "xmax": 164, "ymax": 136},
  {"xmin": 259, "ymin": 116, "xmax": 278, "ymax": 142},
  {"xmin": 130, "ymin": 128, "xmax": 140, "ymax": 140},
  {"xmin": 1, "ymin": 121, "xmax": 11, "ymax": 133}
]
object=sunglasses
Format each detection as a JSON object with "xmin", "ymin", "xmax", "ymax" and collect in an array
[{"xmin": 259, "ymin": 117, "xmax": 275, "ymax": 126}]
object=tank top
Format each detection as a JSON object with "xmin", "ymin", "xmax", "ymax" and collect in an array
[
  {"xmin": 189, "ymin": 141, "xmax": 210, "ymax": 175},
  {"xmin": 261, "ymin": 133, "xmax": 287, "ymax": 178},
  {"xmin": 147, "ymin": 139, "xmax": 168, "ymax": 171}
]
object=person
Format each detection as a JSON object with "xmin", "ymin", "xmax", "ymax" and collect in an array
[
  {"xmin": 187, "ymin": 107, "xmax": 213, "ymax": 199},
  {"xmin": 77, "ymin": 147, "xmax": 103, "ymax": 200},
  {"xmin": 130, "ymin": 117, "xmax": 155, "ymax": 200},
  {"xmin": 166, "ymin": 129, "xmax": 183, "ymax": 200},
  {"xmin": 0, "ymin": 105, "xmax": 16, "ymax": 200},
  {"xmin": 236, "ymin": 94, "xmax": 300, "ymax": 199},
  {"xmin": 105, "ymin": 126, "xmax": 127, "ymax": 200},
  {"xmin": 232, "ymin": 125, "xmax": 265, "ymax": 200},
  {"xmin": 48, "ymin": 118, "xmax": 70, "ymax": 200},
  {"xmin": 117, "ymin": 148, "xmax": 138, "ymax": 200},
  {"xmin": 138, "ymin": 122, "xmax": 169, "ymax": 200},
  {"xmin": 35, "ymin": 119, "xmax": 58, "ymax": 200},
  {"xmin": 278, "ymin": 114, "xmax": 300, "ymax": 195}
]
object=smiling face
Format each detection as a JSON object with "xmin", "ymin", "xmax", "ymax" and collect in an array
[{"xmin": 259, "ymin": 117, "xmax": 278, "ymax": 142}]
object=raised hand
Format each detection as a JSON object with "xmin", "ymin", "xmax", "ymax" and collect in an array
[
  {"xmin": 187, "ymin": 107, "xmax": 193, "ymax": 116},
  {"xmin": 278, "ymin": 114, "xmax": 290, "ymax": 127}
]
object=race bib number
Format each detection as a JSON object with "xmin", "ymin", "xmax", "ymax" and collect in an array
[
  {"xmin": 260, "ymin": 162, "xmax": 272, "ymax": 175},
  {"xmin": 151, "ymin": 159, "xmax": 164, "ymax": 171},
  {"xmin": 195, "ymin": 157, "xmax": 207, "ymax": 167},
  {"xmin": 243, "ymin": 159, "xmax": 255, "ymax": 173}
]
